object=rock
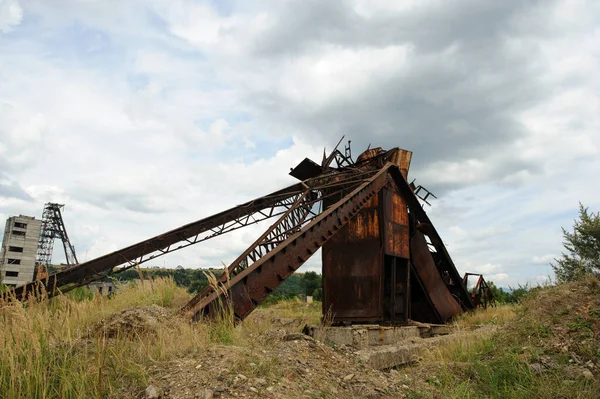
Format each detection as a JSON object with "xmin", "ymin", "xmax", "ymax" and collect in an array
[
  {"xmin": 254, "ymin": 378, "xmax": 267, "ymax": 387},
  {"xmin": 266, "ymin": 387, "xmax": 274, "ymax": 392},
  {"xmin": 585, "ymin": 360, "xmax": 594, "ymax": 369},
  {"xmin": 582, "ymin": 369, "xmax": 594, "ymax": 380},
  {"xmin": 282, "ymin": 333, "xmax": 314, "ymax": 342},
  {"xmin": 233, "ymin": 374, "xmax": 248, "ymax": 385},
  {"xmin": 249, "ymin": 387, "xmax": 259, "ymax": 393},
  {"xmin": 196, "ymin": 364, "xmax": 202, "ymax": 369},
  {"xmin": 343, "ymin": 373, "xmax": 355, "ymax": 381},
  {"xmin": 202, "ymin": 389, "xmax": 214, "ymax": 399},
  {"xmin": 145, "ymin": 385, "xmax": 161, "ymax": 399},
  {"xmin": 529, "ymin": 363, "xmax": 545, "ymax": 375}
]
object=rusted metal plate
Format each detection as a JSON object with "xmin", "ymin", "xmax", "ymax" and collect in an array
[
  {"xmin": 289, "ymin": 158, "xmax": 323, "ymax": 181},
  {"xmin": 189, "ymin": 165, "xmax": 392, "ymax": 321},
  {"xmin": 322, "ymin": 194, "xmax": 383, "ymax": 322},
  {"xmin": 382, "ymin": 184, "xmax": 410, "ymax": 259},
  {"xmin": 410, "ymin": 229, "xmax": 463, "ymax": 322},
  {"xmin": 388, "ymin": 149, "xmax": 412, "ymax": 178},
  {"xmin": 356, "ymin": 147, "xmax": 384, "ymax": 163},
  {"xmin": 388, "ymin": 166, "xmax": 474, "ymax": 310}
]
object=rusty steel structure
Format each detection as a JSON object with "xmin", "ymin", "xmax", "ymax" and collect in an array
[
  {"xmin": 2, "ymin": 142, "xmax": 478, "ymax": 325},
  {"xmin": 463, "ymin": 273, "xmax": 495, "ymax": 309},
  {"xmin": 36, "ymin": 203, "xmax": 79, "ymax": 268}
]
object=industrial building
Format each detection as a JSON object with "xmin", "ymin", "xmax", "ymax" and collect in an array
[
  {"xmin": 0, "ymin": 215, "xmax": 43, "ymax": 286},
  {"xmin": 1, "ymin": 203, "xmax": 78, "ymax": 287}
]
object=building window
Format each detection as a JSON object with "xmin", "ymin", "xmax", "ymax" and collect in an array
[
  {"xmin": 12, "ymin": 230, "xmax": 26, "ymax": 236},
  {"xmin": 5, "ymin": 271, "xmax": 19, "ymax": 277},
  {"xmin": 8, "ymin": 246, "xmax": 23, "ymax": 253},
  {"xmin": 7, "ymin": 259, "xmax": 21, "ymax": 265},
  {"xmin": 14, "ymin": 222, "xmax": 27, "ymax": 229}
]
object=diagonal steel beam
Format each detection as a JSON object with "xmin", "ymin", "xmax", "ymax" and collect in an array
[{"xmin": 186, "ymin": 164, "xmax": 393, "ymax": 321}]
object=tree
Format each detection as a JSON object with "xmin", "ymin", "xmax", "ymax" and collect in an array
[
  {"xmin": 552, "ymin": 203, "xmax": 600, "ymax": 283},
  {"xmin": 302, "ymin": 271, "xmax": 321, "ymax": 298}
]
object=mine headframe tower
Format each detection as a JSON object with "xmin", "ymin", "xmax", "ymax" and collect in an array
[{"xmin": 36, "ymin": 203, "xmax": 79, "ymax": 272}]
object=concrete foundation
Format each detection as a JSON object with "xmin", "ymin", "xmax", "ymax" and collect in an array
[
  {"xmin": 308, "ymin": 325, "xmax": 421, "ymax": 349},
  {"xmin": 307, "ymin": 322, "xmax": 459, "ymax": 369}
]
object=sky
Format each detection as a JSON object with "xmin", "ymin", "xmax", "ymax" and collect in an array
[{"xmin": 0, "ymin": 0, "xmax": 599, "ymax": 287}]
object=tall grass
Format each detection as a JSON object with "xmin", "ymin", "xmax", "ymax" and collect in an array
[
  {"xmin": 0, "ymin": 274, "xmax": 324, "ymax": 398},
  {"xmin": 0, "ymin": 278, "xmax": 209, "ymax": 398}
]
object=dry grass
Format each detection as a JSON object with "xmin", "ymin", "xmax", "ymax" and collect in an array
[
  {"xmin": 0, "ymin": 278, "xmax": 239, "ymax": 398},
  {"xmin": 453, "ymin": 303, "xmax": 517, "ymax": 329},
  {"xmin": 255, "ymin": 297, "xmax": 321, "ymax": 323},
  {"xmin": 405, "ymin": 277, "xmax": 600, "ymax": 399},
  {"xmin": 0, "ymin": 276, "xmax": 324, "ymax": 398}
]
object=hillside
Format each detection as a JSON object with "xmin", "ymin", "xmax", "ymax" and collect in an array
[{"xmin": 1, "ymin": 276, "xmax": 599, "ymax": 398}]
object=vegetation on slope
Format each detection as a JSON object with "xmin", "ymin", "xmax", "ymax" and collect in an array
[
  {"xmin": 2, "ymin": 269, "xmax": 599, "ymax": 398},
  {"xmin": 404, "ymin": 276, "xmax": 600, "ymax": 398}
]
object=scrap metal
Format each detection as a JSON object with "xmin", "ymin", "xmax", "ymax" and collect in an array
[{"xmin": 463, "ymin": 273, "xmax": 495, "ymax": 309}]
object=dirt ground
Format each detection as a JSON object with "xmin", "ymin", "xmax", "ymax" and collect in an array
[
  {"xmin": 94, "ymin": 277, "xmax": 600, "ymax": 399},
  {"xmin": 94, "ymin": 305, "xmax": 176, "ymax": 338},
  {"xmin": 137, "ymin": 329, "xmax": 413, "ymax": 399}
]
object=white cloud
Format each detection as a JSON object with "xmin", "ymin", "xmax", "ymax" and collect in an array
[
  {"xmin": 532, "ymin": 254, "xmax": 556, "ymax": 264},
  {"xmin": 489, "ymin": 273, "xmax": 508, "ymax": 282},
  {"xmin": 0, "ymin": 0, "xmax": 22, "ymax": 32},
  {"xmin": 0, "ymin": 0, "xmax": 598, "ymax": 286}
]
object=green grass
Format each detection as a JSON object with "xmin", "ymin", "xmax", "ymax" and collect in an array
[{"xmin": 413, "ymin": 277, "xmax": 600, "ymax": 399}]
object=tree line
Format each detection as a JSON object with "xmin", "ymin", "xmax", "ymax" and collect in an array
[{"xmin": 113, "ymin": 267, "xmax": 323, "ymax": 301}]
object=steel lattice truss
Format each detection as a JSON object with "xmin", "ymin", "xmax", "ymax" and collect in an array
[
  {"xmin": 2, "ymin": 146, "xmax": 474, "ymax": 324},
  {"xmin": 3, "ymin": 167, "xmax": 376, "ymax": 302},
  {"xmin": 36, "ymin": 203, "xmax": 79, "ymax": 268}
]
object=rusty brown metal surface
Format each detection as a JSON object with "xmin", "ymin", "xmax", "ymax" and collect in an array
[
  {"xmin": 411, "ymin": 229, "xmax": 463, "ymax": 322},
  {"xmin": 388, "ymin": 148, "xmax": 412, "ymax": 177},
  {"xmin": 464, "ymin": 273, "xmax": 495, "ymax": 309},
  {"xmin": 322, "ymin": 194, "xmax": 382, "ymax": 322},
  {"xmin": 6, "ymin": 140, "xmax": 478, "ymax": 328},
  {"xmin": 388, "ymin": 166, "xmax": 474, "ymax": 310},
  {"xmin": 382, "ymin": 184, "xmax": 410, "ymax": 259},
  {"xmin": 187, "ymin": 165, "xmax": 393, "ymax": 321}
]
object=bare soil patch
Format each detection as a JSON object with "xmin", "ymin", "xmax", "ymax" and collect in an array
[{"xmin": 94, "ymin": 305, "xmax": 175, "ymax": 338}]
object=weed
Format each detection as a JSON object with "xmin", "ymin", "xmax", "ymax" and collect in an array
[{"xmin": 567, "ymin": 316, "xmax": 592, "ymax": 331}]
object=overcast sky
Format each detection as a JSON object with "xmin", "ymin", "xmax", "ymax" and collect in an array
[{"xmin": 1, "ymin": 0, "xmax": 598, "ymax": 287}]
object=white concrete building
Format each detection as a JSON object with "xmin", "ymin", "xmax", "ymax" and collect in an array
[{"xmin": 0, "ymin": 215, "xmax": 43, "ymax": 286}]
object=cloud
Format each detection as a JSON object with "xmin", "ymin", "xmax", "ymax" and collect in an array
[
  {"xmin": 0, "ymin": 0, "xmax": 598, "ymax": 287},
  {"xmin": 533, "ymin": 254, "xmax": 556, "ymax": 264},
  {"xmin": 489, "ymin": 273, "xmax": 509, "ymax": 282},
  {"xmin": 0, "ymin": 0, "xmax": 22, "ymax": 32},
  {"xmin": 0, "ymin": 180, "xmax": 31, "ymax": 201}
]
